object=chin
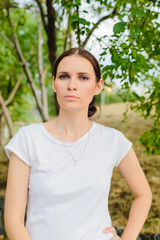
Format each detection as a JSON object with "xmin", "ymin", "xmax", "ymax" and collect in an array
[{"xmin": 60, "ymin": 104, "xmax": 88, "ymax": 113}]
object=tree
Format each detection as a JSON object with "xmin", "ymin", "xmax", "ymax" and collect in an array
[
  {"xmin": 0, "ymin": 2, "xmax": 51, "ymax": 126},
  {"xmin": 99, "ymin": 1, "xmax": 160, "ymax": 154},
  {"xmin": 0, "ymin": 0, "xmax": 159, "ymax": 154}
]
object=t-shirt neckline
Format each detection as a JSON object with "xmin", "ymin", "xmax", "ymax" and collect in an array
[{"xmin": 40, "ymin": 120, "xmax": 96, "ymax": 145}]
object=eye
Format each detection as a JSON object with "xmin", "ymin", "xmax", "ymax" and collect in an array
[
  {"xmin": 59, "ymin": 74, "xmax": 69, "ymax": 79},
  {"xmin": 79, "ymin": 76, "xmax": 89, "ymax": 80}
]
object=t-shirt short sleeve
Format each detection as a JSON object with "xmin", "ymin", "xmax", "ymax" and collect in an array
[
  {"xmin": 114, "ymin": 129, "xmax": 133, "ymax": 167},
  {"xmin": 4, "ymin": 127, "xmax": 31, "ymax": 166}
]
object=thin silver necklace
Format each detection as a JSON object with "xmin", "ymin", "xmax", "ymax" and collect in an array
[{"xmin": 56, "ymin": 119, "xmax": 91, "ymax": 166}]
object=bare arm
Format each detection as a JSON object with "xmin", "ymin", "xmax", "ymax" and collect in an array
[
  {"xmin": 103, "ymin": 147, "xmax": 152, "ymax": 240},
  {"xmin": 118, "ymin": 147, "xmax": 152, "ymax": 240},
  {"xmin": 4, "ymin": 152, "xmax": 32, "ymax": 240}
]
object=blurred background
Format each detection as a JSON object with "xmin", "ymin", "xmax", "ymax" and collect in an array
[{"xmin": 0, "ymin": 0, "xmax": 160, "ymax": 239}]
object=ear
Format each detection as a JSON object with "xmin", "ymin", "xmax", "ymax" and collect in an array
[
  {"xmin": 94, "ymin": 78, "xmax": 104, "ymax": 95},
  {"xmin": 52, "ymin": 76, "xmax": 56, "ymax": 93}
]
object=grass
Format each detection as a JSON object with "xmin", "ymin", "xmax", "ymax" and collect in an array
[{"xmin": 1, "ymin": 102, "xmax": 160, "ymax": 234}]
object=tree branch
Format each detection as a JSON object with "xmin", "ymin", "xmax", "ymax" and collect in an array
[
  {"xmin": 5, "ymin": 74, "xmax": 22, "ymax": 106},
  {"xmin": 37, "ymin": 10, "xmax": 43, "ymax": 78},
  {"xmin": 41, "ymin": 65, "xmax": 50, "ymax": 112},
  {"xmin": 37, "ymin": 10, "xmax": 49, "ymax": 119},
  {"xmin": 46, "ymin": 0, "xmax": 57, "ymax": 73},
  {"xmin": 75, "ymin": 5, "xmax": 81, "ymax": 46},
  {"xmin": 64, "ymin": 7, "xmax": 72, "ymax": 51},
  {"xmin": 0, "ymin": 32, "xmax": 14, "ymax": 48},
  {"xmin": 82, "ymin": 8, "xmax": 118, "ymax": 48},
  {"xmin": 7, "ymin": 8, "xmax": 43, "ymax": 113},
  {"xmin": 35, "ymin": 0, "xmax": 48, "ymax": 33},
  {"xmin": 0, "ymin": 93, "xmax": 14, "ymax": 137},
  {"xmin": 0, "ymin": 31, "xmax": 34, "ymax": 62},
  {"xmin": 35, "ymin": 0, "xmax": 58, "ymax": 115}
]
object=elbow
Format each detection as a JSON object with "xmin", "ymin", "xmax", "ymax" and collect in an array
[
  {"xmin": 4, "ymin": 218, "xmax": 23, "ymax": 238},
  {"xmin": 4, "ymin": 215, "xmax": 12, "ymax": 235},
  {"xmin": 148, "ymin": 188, "xmax": 152, "ymax": 206},
  {"xmin": 145, "ymin": 189, "xmax": 152, "ymax": 213},
  {"xmin": 4, "ymin": 218, "xmax": 10, "ymax": 237},
  {"xmin": 4, "ymin": 212, "xmax": 24, "ymax": 235},
  {"xmin": 134, "ymin": 186, "xmax": 152, "ymax": 206},
  {"xmin": 145, "ymin": 183, "xmax": 152, "ymax": 205},
  {"xmin": 146, "ymin": 187, "xmax": 153, "ymax": 206},
  {"xmin": 141, "ymin": 189, "xmax": 152, "ymax": 208}
]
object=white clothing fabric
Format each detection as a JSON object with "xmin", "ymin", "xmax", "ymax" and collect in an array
[{"xmin": 4, "ymin": 121, "xmax": 132, "ymax": 240}]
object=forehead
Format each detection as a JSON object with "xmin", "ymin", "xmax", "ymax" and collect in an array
[{"xmin": 57, "ymin": 55, "xmax": 95, "ymax": 74}]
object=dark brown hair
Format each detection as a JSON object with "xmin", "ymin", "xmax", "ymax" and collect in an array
[{"xmin": 53, "ymin": 47, "xmax": 102, "ymax": 118}]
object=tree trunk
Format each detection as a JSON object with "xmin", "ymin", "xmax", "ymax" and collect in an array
[
  {"xmin": 46, "ymin": 0, "xmax": 57, "ymax": 74},
  {"xmin": 36, "ymin": 0, "xmax": 59, "ymax": 115},
  {"xmin": 0, "ymin": 94, "xmax": 13, "ymax": 138},
  {"xmin": 46, "ymin": 0, "xmax": 59, "ymax": 115},
  {"xmin": 0, "ymin": 113, "xmax": 5, "ymax": 146},
  {"xmin": 37, "ymin": 11, "xmax": 49, "ymax": 120}
]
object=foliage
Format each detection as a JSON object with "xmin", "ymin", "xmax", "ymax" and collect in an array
[
  {"xmin": 0, "ymin": 8, "xmax": 34, "ymax": 122},
  {"xmin": 99, "ymin": 0, "xmax": 160, "ymax": 154},
  {"xmin": 0, "ymin": 4, "xmax": 54, "ymax": 122},
  {"xmin": 0, "ymin": 0, "xmax": 159, "ymax": 153}
]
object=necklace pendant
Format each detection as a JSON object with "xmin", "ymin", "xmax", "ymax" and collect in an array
[{"xmin": 56, "ymin": 119, "xmax": 91, "ymax": 168}]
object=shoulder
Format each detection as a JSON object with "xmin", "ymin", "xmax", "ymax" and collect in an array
[
  {"xmin": 94, "ymin": 121, "xmax": 119, "ymax": 136},
  {"xmin": 94, "ymin": 121, "xmax": 131, "ymax": 143},
  {"xmin": 19, "ymin": 122, "xmax": 42, "ymax": 137}
]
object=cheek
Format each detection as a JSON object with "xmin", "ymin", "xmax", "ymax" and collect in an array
[
  {"xmin": 54, "ymin": 81, "xmax": 64, "ymax": 93},
  {"xmin": 82, "ymin": 85, "xmax": 96, "ymax": 96},
  {"xmin": 80, "ymin": 89, "xmax": 95, "ymax": 105}
]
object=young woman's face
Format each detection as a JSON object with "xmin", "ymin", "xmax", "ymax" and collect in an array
[{"xmin": 52, "ymin": 55, "xmax": 103, "ymax": 113}]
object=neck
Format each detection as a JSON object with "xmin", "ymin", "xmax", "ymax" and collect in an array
[{"xmin": 55, "ymin": 108, "xmax": 92, "ymax": 140}]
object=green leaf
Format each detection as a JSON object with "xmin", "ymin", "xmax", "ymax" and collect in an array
[
  {"xmin": 81, "ymin": 30, "xmax": 85, "ymax": 35},
  {"xmin": 102, "ymin": 72, "xmax": 108, "ymax": 80},
  {"xmin": 83, "ymin": 10, "xmax": 88, "ymax": 13},
  {"xmin": 85, "ymin": 27, "xmax": 90, "ymax": 34},
  {"xmin": 130, "ymin": 26, "xmax": 141, "ymax": 39},
  {"xmin": 102, "ymin": 65, "xmax": 114, "ymax": 73},
  {"xmin": 118, "ymin": 13, "xmax": 127, "ymax": 20},
  {"xmin": 131, "ymin": 9, "xmax": 145, "ymax": 17},
  {"xmin": 120, "ymin": 43, "xmax": 128, "ymax": 49},
  {"xmin": 100, "ymin": 51, "xmax": 107, "ymax": 56},
  {"xmin": 78, "ymin": 17, "xmax": 90, "ymax": 26},
  {"xmin": 132, "ymin": 91, "xmax": 141, "ymax": 101},
  {"xmin": 75, "ymin": 0, "xmax": 81, "ymax": 6},
  {"xmin": 139, "ymin": 128, "xmax": 160, "ymax": 155},
  {"xmin": 113, "ymin": 22, "xmax": 127, "ymax": 34}
]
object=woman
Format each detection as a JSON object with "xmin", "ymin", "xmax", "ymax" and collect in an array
[{"xmin": 4, "ymin": 47, "xmax": 152, "ymax": 240}]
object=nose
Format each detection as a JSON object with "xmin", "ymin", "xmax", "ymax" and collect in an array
[{"xmin": 68, "ymin": 77, "xmax": 77, "ymax": 90}]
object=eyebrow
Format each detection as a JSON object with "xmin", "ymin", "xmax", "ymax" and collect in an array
[{"xmin": 57, "ymin": 71, "xmax": 91, "ymax": 76}]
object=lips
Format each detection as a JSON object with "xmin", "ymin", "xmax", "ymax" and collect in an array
[{"xmin": 64, "ymin": 95, "xmax": 79, "ymax": 99}]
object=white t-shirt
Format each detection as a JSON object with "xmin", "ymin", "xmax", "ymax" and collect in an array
[{"xmin": 4, "ymin": 121, "xmax": 132, "ymax": 240}]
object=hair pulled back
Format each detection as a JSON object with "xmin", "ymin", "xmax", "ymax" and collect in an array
[{"xmin": 53, "ymin": 47, "xmax": 101, "ymax": 118}]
